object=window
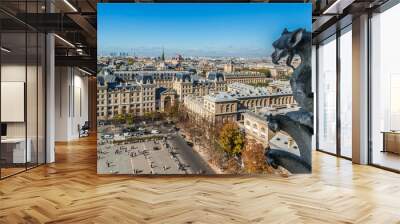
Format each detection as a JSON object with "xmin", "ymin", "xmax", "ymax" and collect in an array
[
  {"xmin": 339, "ymin": 27, "xmax": 353, "ymax": 158},
  {"xmin": 317, "ymin": 35, "xmax": 337, "ymax": 154},
  {"xmin": 370, "ymin": 4, "xmax": 400, "ymax": 171}
]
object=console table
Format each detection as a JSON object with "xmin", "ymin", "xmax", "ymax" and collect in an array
[{"xmin": 382, "ymin": 131, "xmax": 400, "ymax": 154}]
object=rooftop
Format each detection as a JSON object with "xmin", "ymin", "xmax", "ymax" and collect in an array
[
  {"xmin": 204, "ymin": 92, "xmax": 237, "ymax": 103},
  {"xmin": 202, "ymin": 82, "xmax": 293, "ymax": 103},
  {"xmin": 223, "ymin": 71, "xmax": 265, "ymax": 77},
  {"xmin": 227, "ymin": 83, "xmax": 292, "ymax": 98},
  {"xmin": 245, "ymin": 105, "xmax": 300, "ymax": 121},
  {"xmin": 185, "ymin": 95, "xmax": 205, "ymax": 104}
]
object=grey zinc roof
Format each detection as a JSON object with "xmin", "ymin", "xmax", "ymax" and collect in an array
[
  {"xmin": 227, "ymin": 83, "xmax": 292, "ymax": 98},
  {"xmin": 245, "ymin": 106, "xmax": 300, "ymax": 121},
  {"xmin": 204, "ymin": 92, "xmax": 237, "ymax": 102}
]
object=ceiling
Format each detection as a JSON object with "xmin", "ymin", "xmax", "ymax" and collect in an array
[
  {"xmin": 311, "ymin": 0, "xmax": 391, "ymax": 44},
  {"xmin": 0, "ymin": 0, "xmax": 97, "ymax": 74}
]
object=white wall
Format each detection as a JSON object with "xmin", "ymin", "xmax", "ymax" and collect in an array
[
  {"xmin": 1, "ymin": 62, "xmax": 46, "ymax": 164},
  {"xmin": 1, "ymin": 64, "xmax": 26, "ymax": 138},
  {"xmin": 55, "ymin": 66, "xmax": 69, "ymax": 141},
  {"xmin": 72, "ymin": 72, "xmax": 89, "ymax": 138},
  {"xmin": 55, "ymin": 67, "xmax": 89, "ymax": 141}
]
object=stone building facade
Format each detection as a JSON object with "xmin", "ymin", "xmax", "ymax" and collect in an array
[
  {"xmin": 97, "ymin": 70, "xmax": 294, "ymax": 120},
  {"xmin": 184, "ymin": 83, "xmax": 296, "ymax": 124},
  {"xmin": 241, "ymin": 106, "xmax": 300, "ymax": 155},
  {"xmin": 224, "ymin": 72, "xmax": 271, "ymax": 85}
]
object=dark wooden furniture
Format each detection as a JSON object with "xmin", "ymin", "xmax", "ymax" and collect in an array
[{"xmin": 382, "ymin": 131, "xmax": 400, "ymax": 154}]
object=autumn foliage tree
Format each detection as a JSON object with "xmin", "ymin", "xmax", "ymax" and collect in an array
[
  {"xmin": 224, "ymin": 157, "xmax": 242, "ymax": 174},
  {"xmin": 126, "ymin": 114, "xmax": 135, "ymax": 125},
  {"xmin": 143, "ymin": 112, "xmax": 160, "ymax": 122},
  {"xmin": 166, "ymin": 102, "xmax": 180, "ymax": 120},
  {"xmin": 242, "ymin": 139, "xmax": 269, "ymax": 174},
  {"xmin": 218, "ymin": 122, "xmax": 245, "ymax": 156},
  {"xmin": 113, "ymin": 114, "xmax": 125, "ymax": 124}
]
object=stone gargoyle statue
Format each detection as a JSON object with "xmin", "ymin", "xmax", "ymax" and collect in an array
[{"xmin": 265, "ymin": 28, "xmax": 313, "ymax": 173}]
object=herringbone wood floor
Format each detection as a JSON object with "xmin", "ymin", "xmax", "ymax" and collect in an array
[{"xmin": 1, "ymin": 135, "xmax": 400, "ymax": 224}]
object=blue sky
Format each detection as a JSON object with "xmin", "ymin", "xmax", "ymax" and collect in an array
[{"xmin": 98, "ymin": 3, "xmax": 311, "ymax": 57}]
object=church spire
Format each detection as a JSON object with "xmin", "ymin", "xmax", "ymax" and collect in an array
[{"xmin": 161, "ymin": 47, "xmax": 165, "ymax": 61}]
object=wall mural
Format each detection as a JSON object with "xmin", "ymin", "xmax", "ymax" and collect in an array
[{"xmin": 97, "ymin": 3, "xmax": 312, "ymax": 175}]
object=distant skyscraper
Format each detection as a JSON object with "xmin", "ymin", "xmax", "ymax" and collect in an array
[{"xmin": 161, "ymin": 47, "xmax": 165, "ymax": 61}]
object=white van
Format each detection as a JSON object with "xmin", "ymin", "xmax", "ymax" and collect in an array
[{"xmin": 151, "ymin": 129, "xmax": 160, "ymax": 134}]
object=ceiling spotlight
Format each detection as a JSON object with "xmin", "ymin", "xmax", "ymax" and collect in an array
[
  {"xmin": 76, "ymin": 48, "xmax": 84, "ymax": 55},
  {"xmin": 322, "ymin": 0, "xmax": 354, "ymax": 15},
  {"xmin": 54, "ymin": 34, "xmax": 75, "ymax": 48},
  {"xmin": 1, "ymin": 47, "xmax": 11, "ymax": 53},
  {"xmin": 78, "ymin": 68, "xmax": 92, "ymax": 76},
  {"xmin": 63, "ymin": 0, "xmax": 78, "ymax": 12}
]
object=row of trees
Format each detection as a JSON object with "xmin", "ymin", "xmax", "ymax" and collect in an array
[
  {"xmin": 112, "ymin": 114, "xmax": 131, "ymax": 125},
  {"xmin": 177, "ymin": 107, "xmax": 273, "ymax": 174},
  {"xmin": 218, "ymin": 122, "xmax": 271, "ymax": 174},
  {"xmin": 111, "ymin": 102, "xmax": 181, "ymax": 125},
  {"xmin": 218, "ymin": 122, "xmax": 245, "ymax": 156}
]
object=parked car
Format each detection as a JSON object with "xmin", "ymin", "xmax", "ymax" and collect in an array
[
  {"xmin": 123, "ymin": 132, "xmax": 131, "ymax": 137},
  {"xmin": 103, "ymin": 134, "xmax": 113, "ymax": 140},
  {"xmin": 151, "ymin": 129, "xmax": 160, "ymax": 134}
]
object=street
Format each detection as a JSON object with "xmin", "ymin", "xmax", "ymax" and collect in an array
[{"xmin": 169, "ymin": 134, "xmax": 215, "ymax": 174}]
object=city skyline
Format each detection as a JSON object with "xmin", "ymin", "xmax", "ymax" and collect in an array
[{"xmin": 98, "ymin": 3, "xmax": 311, "ymax": 57}]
